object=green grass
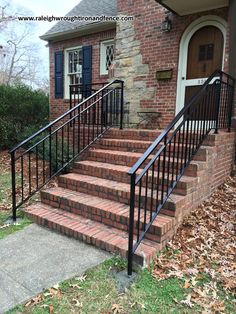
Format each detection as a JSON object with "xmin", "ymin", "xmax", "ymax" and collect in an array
[
  {"xmin": 0, "ymin": 210, "xmax": 31, "ymax": 239},
  {"xmin": 0, "ymin": 172, "xmax": 12, "ymax": 204},
  {"xmin": 7, "ymin": 256, "xmax": 236, "ymax": 314}
]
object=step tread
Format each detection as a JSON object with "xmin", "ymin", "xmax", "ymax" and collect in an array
[
  {"xmin": 42, "ymin": 186, "xmax": 175, "ymax": 231},
  {"xmin": 59, "ymin": 173, "xmax": 186, "ymax": 204},
  {"xmin": 25, "ymin": 203, "xmax": 161, "ymax": 259},
  {"xmin": 75, "ymin": 160, "xmax": 198, "ymax": 185}
]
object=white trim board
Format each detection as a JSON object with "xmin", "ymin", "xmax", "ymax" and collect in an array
[{"xmin": 175, "ymin": 15, "xmax": 227, "ymax": 116}]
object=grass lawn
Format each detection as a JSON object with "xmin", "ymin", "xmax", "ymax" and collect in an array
[
  {"xmin": 0, "ymin": 151, "xmax": 31, "ymax": 239},
  {"xmin": 7, "ymin": 256, "xmax": 236, "ymax": 314}
]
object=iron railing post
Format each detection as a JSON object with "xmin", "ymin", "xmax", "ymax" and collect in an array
[
  {"xmin": 11, "ymin": 151, "xmax": 17, "ymax": 222},
  {"xmin": 214, "ymin": 79, "xmax": 222, "ymax": 134},
  {"xmin": 70, "ymin": 85, "xmax": 72, "ymax": 127},
  {"xmin": 49, "ymin": 126, "xmax": 52, "ymax": 177},
  {"xmin": 228, "ymin": 81, "xmax": 235, "ymax": 132},
  {"xmin": 128, "ymin": 172, "xmax": 136, "ymax": 276},
  {"xmin": 120, "ymin": 81, "xmax": 124, "ymax": 130}
]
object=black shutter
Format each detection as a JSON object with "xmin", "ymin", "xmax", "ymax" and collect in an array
[
  {"xmin": 54, "ymin": 51, "xmax": 64, "ymax": 99},
  {"xmin": 82, "ymin": 46, "xmax": 92, "ymax": 98}
]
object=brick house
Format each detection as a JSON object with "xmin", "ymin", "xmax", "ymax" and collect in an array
[
  {"xmin": 11, "ymin": 0, "xmax": 236, "ymax": 274},
  {"xmin": 41, "ymin": 0, "xmax": 236, "ymax": 127}
]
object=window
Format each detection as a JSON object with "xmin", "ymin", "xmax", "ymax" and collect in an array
[
  {"xmin": 100, "ymin": 40, "xmax": 114, "ymax": 75},
  {"xmin": 198, "ymin": 44, "xmax": 214, "ymax": 61},
  {"xmin": 64, "ymin": 46, "xmax": 83, "ymax": 98}
]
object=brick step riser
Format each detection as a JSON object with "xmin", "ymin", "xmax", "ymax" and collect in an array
[
  {"xmin": 73, "ymin": 164, "xmax": 194, "ymax": 195},
  {"xmin": 25, "ymin": 211, "xmax": 132, "ymax": 262},
  {"xmin": 25, "ymin": 209, "xmax": 159, "ymax": 266},
  {"xmin": 58, "ymin": 177, "xmax": 182, "ymax": 216},
  {"xmin": 85, "ymin": 153, "xmax": 204, "ymax": 177},
  {"xmin": 104, "ymin": 129, "xmax": 201, "ymax": 141},
  {"xmin": 41, "ymin": 192, "xmax": 170, "ymax": 243},
  {"xmin": 73, "ymin": 130, "xmax": 200, "ymax": 149},
  {"xmin": 94, "ymin": 143, "xmax": 207, "ymax": 158},
  {"xmin": 95, "ymin": 142, "xmax": 181, "ymax": 153}
]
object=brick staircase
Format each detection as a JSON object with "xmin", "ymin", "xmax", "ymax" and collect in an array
[{"xmin": 23, "ymin": 128, "xmax": 235, "ymax": 266}]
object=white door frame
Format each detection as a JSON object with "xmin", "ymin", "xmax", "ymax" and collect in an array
[{"xmin": 175, "ymin": 15, "xmax": 227, "ymax": 115}]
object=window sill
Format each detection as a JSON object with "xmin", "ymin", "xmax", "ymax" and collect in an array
[{"xmin": 100, "ymin": 74, "xmax": 109, "ymax": 78}]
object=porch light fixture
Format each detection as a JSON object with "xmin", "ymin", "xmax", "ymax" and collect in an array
[{"xmin": 161, "ymin": 15, "xmax": 172, "ymax": 32}]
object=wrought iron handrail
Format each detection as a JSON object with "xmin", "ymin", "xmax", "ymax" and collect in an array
[
  {"xmin": 127, "ymin": 70, "xmax": 235, "ymax": 275},
  {"xmin": 10, "ymin": 79, "xmax": 124, "ymax": 221}
]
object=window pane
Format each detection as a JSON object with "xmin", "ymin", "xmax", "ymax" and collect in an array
[
  {"xmin": 69, "ymin": 52, "xmax": 73, "ymax": 73},
  {"xmin": 105, "ymin": 44, "xmax": 114, "ymax": 70},
  {"xmin": 68, "ymin": 49, "xmax": 82, "ymax": 74}
]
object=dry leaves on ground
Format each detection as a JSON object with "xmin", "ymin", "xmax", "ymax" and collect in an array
[
  {"xmin": 152, "ymin": 175, "xmax": 236, "ymax": 311},
  {"xmin": 0, "ymin": 150, "xmax": 57, "ymax": 212}
]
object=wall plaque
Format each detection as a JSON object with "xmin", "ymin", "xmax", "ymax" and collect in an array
[{"xmin": 156, "ymin": 69, "xmax": 173, "ymax": 80}]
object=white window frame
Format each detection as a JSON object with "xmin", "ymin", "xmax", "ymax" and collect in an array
[
  {"xmin": 64, "ymin": 45, "xmax": 82, "ymax": 99},
  {"xmin": 100, "ymin": 39, "xmax": 115, "ymax": 75}
]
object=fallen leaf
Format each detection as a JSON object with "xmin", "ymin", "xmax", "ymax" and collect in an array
[
  {"xmin": 49, "ymin": 304, "xmax": 54, "ymax": 314},
  {"xmin": 70, "ymin": 284, "xmax": 82, "ymax": 289},
  {"xmin": 183, "ymin": 281, "xmax": 190, "ymax": 289},
  {"xmin": 72, "ymin": 299, "xmax": 83, "ymax": 308},
  {"xmin": 75, "ymin": 275, "xmax": 87, "ymax": 282},
  {"xmin": 180, "ymin": 294, "xmax": 194, "ymax": 308},
  {"xmin": 112, "ymin": 303, "xmax": 123, "ymax": 313}
]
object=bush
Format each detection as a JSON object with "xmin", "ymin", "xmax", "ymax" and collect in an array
[{"xmin": 0, "ymin": 84, "xmax": 49, "ymax": 149}]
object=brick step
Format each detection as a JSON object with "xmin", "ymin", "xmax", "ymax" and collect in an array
[
  {"xmin": 95, "ymin": 138, "xmax": 153, "ymax": 153},
  {"xmin": 85, "ymin": 149, "xmax": 207, "ymax": 177},
  {"xmin": 41, "ymin": 187, "xmax": 175, "ymax": 242},
  {"xmin": 24, "ymin": 203, "xmax": 162, "ymax": 266},
  {"xmin": 68, "ymin": 128, "xmax": 160, "ymax": 142},
  {"xmin": 95, "ymin": 138, "xmax": 205, "ymax": 157},
  {"xmin": 58, "ymin": 173, "xmax": 186, "ymax": 216},
  {"xmin": 104, "ymin": 129, "xmax": 161, "ymax": 141},
  {"xmin": 193, "ymin": 146, "xmax": 214, "ymax": 162},
  {"xmin": 103, "ymin": 128, "xmax": 199, "ymax": 143},
  {"xmin": 70, "ymin": 126, "xmax": 199, "ymax": 145},
  {"xmin": 73, "ymin": 160, "xmax": 197, "ymax": 195}
]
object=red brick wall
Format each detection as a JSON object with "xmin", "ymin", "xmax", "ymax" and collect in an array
[
  {"xmin": 175, "ymin": 131, "xmax": 235, "ymax": 225},
  {"xmin": 49, "ymin": 29, "xmax": 116, "ymax": 120},
  {"xmin": 117, "ymin": 0, "xmax": 230, "ymax": 127}
]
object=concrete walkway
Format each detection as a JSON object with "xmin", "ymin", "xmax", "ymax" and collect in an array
[{"xmin": 0, "ymin": 224, "xmax": 110, "ymax": 313}]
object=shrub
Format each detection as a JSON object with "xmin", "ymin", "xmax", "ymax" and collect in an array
[{"xmin": 0, "ymin": 84, "xmax": 49, "ymax": 149}]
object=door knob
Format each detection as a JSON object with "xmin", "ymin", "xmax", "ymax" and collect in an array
[{"xmin": 182, "ymin": 77, "xmax": 185, "ymax": 80}]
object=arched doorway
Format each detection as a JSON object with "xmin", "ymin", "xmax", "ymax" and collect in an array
[{"xmin": 176, "ymin": 16, "xmax": 227, "ymax": 114}]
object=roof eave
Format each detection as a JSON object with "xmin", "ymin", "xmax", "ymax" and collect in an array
[{"xmin": 155, "ymin": 0, "xmax": 179, "ymax": 15}]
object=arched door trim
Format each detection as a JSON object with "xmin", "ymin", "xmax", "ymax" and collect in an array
[{"xmin": 175, "ymin": 16, "xmax": 227, "ymax": 115}]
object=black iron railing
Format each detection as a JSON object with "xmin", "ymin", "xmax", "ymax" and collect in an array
[
  {"xmin": 70, "ymin": 82, "xmax": 108, "ymax": 111},
  {"xmin": 10, "ymin": 80, "xmax": 124, "ymax": 221},
  {"xmin": 127, "ymin": 70, "xmax": 235, "ymax": 275}
]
